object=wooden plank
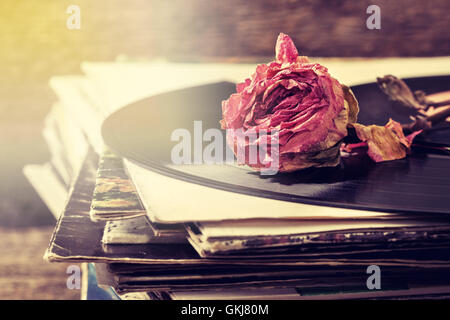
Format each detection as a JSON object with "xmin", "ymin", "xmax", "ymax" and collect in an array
[{"xmin": 0, "ymin": 227, "xmax": 80, "ymax": 299}]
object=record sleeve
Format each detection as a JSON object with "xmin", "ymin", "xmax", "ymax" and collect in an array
[
  {"xmin": 90, "ymin": 149, "xmax": 146, "ymax": 221},
  {"xmin": 44, "ymin": 148, "xmax": 450, "ymax": 267}
]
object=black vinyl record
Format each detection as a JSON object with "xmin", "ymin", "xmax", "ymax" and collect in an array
[{"xmin": 102, "ymin": 76, "xmax": 450, "ymax": 215}]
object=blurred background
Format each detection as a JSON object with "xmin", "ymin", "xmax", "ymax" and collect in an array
[{"xmin": 0, "ymin": 0, "xmax": 449, "ymax": 299}]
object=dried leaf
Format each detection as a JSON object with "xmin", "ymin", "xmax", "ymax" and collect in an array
[{"xmin": 347, "ymin": 119, "xmax": 420, "ymax": 162}]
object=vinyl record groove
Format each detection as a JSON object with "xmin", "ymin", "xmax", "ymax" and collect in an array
[{"xmin": 102, "ymin": 77, "xmax": 450, "ymax": 215}]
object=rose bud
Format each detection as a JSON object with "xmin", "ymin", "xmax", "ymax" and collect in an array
[{"xmin": 220, "ymin": 33, "xmax": 358, "ymax": 173}]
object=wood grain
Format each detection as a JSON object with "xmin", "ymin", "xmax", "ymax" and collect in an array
[
  {"xmin": 0, "ymin": 227, "xmax": 80, "ymax": 299},
  {"xmin": 1, "ymin": 0, "xmax": 449, "ymax": 84}
]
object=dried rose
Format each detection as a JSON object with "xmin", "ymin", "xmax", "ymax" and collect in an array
[{"xmin": 220, "ymin": 33, "xmax": 358, "ymax": 173}]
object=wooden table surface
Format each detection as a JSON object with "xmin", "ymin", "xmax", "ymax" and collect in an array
[{"xmin": 0, "ymin": 227, "xmax": 79, "ymax": 300}]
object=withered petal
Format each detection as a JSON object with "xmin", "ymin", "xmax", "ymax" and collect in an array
[{"xmin": 348, "ymin": 119, "xmax": 420, "ymax": 162}]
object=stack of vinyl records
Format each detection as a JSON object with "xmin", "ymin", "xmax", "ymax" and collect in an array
[{"xmin": 24, "ymin": 59, "xmax": 450, "ymax": 300}]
